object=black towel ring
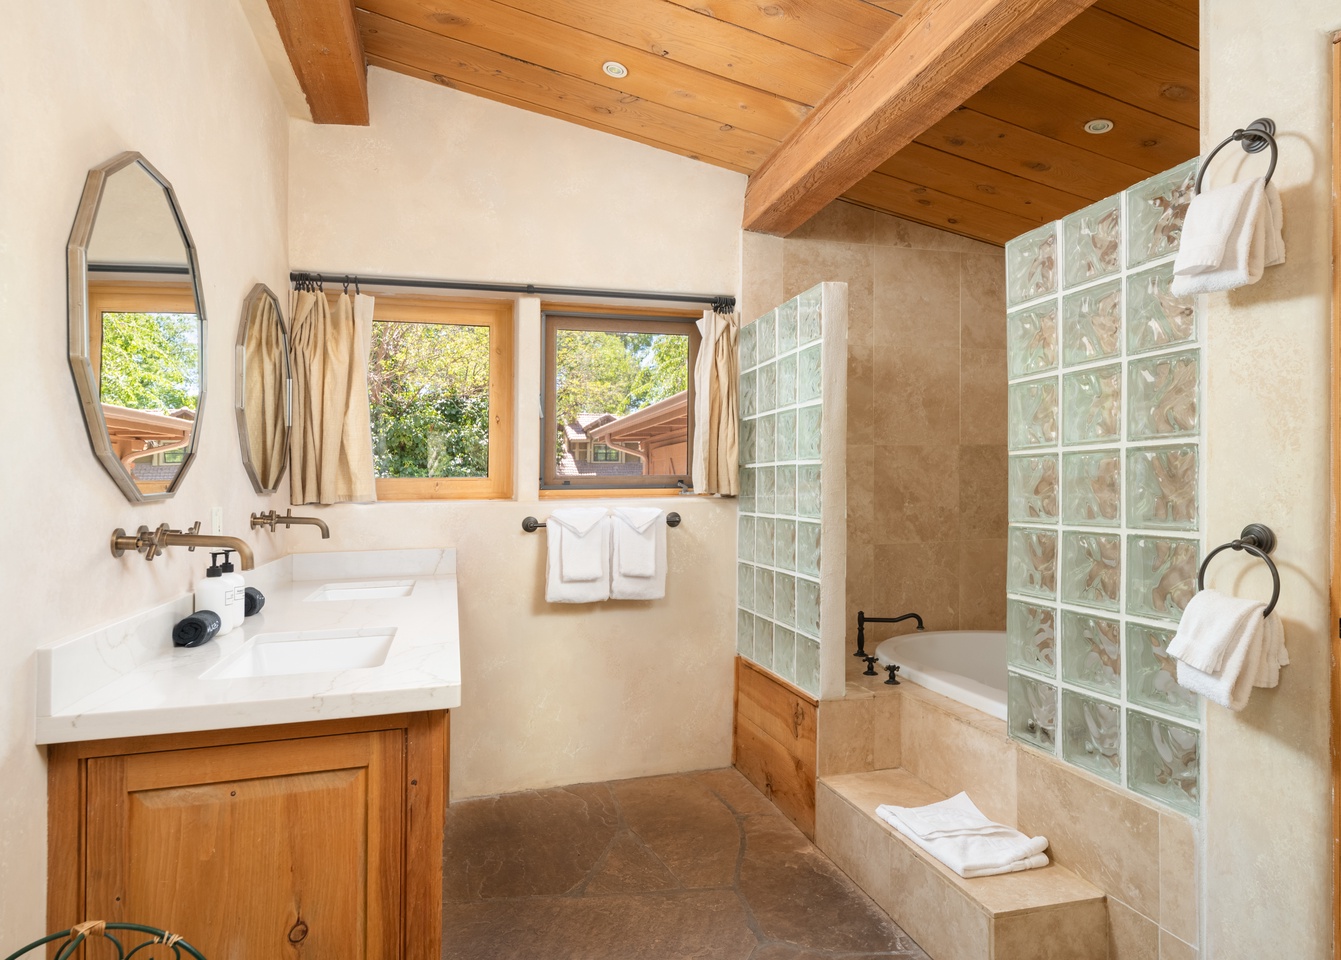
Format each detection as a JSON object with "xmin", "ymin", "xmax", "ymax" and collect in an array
[
  {"xmin": 1196, "ymin": 523, "xmax": 1280, "ymax": 617},
  {"xmin": 1194, "ymin": 118, "xmax": 1278, "ymax": 195}
]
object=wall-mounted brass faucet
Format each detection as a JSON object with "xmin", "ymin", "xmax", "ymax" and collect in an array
[
  {"xmin": 251, "ymin": 509, "xmax": 330, "ymax": 539},
  {"xmin": 110, "ymin": 522, "xmax": 255, "ymax": 570}
]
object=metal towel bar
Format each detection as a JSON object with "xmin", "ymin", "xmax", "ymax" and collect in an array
[{"xmin": 522, "ymin": 512, "xmax": 681, "ymax": 533}]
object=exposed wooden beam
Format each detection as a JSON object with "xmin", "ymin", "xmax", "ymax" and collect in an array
[
  {"xmin": 267, "ymin": 0, "xmax": 369, "ymax": 124},
  {"xmin": 742, "ymin": 0, "xmax": 1099, "ymax": 235}
]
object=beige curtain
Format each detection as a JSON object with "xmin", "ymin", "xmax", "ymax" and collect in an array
[
  {"xmin": 691, "ymin": 309, "xmax": 739, "ymax": 496},
  {"xmin": 288, "ymin": 289, "xmax": 377, "ymax": 505},
  {"xmin": 243, "ymin": 294, "xmax": 288, "ymax": 490}
]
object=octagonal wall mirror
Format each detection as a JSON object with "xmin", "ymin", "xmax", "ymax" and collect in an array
[
  {"xmin": 68, "ymin": 152, "xmax": 206, "ymax": 501},
  {"xmin": 236, "ymin": 283, "xmax": 291, "ymax": 493}
]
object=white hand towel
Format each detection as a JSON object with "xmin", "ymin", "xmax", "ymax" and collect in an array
[
  {"xmin": 1173, "ymin": 609, "xmax": 1287, "ymax": 711},
  {"xmin": 545, "ymin": 509, "xmax": 610, "ymax": 603},
  {"xmin": 613, "ymin": 508, "xmax": 663, "ymax": 578},
  {"xmin": 875, "ymin": 793, "xmax": 1050, "ymax": 879},
  {"xmin": 1170, "ymin": 178, "xmax": 1284, "ymax": 296},
  {"xmin": 550, "ymin": 508, "xmax": 609, "ymax": 582},
  {"xmin": 611, "ymin": 511, "xmax": 667, "ymax": 601},
  {"xmin": 1166, "ymin": 588, "xmax": 1265, "ymax": 673}
]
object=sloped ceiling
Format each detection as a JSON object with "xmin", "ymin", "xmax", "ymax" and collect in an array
[{"xmin": 268, "ymin": 0, "xmax": 1198, "ymax": 245}]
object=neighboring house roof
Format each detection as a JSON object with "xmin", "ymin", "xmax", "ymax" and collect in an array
[
  {"xmin": 563, "ymin": 412, "xmax": 618, "ymax": 442},
  {"xmin": 586, "ymin": 391, "xmax": 688, "ymax": 448}
]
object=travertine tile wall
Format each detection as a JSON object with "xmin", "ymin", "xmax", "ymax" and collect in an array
[{"xmin": 743, "ymin": 202, "xmax": 1008, "ymax": 650}]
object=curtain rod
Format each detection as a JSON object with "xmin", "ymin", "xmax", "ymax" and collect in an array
[
  {"xmin": 289, "ymin": 271, "xmax": 735, "ymax": 313},
  {"xmin": 89, "ymin": 263, "xmax": 192, "ymax": 275}
]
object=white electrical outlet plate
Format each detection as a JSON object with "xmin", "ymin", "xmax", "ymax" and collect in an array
[{"xmin": 210, "ymin": 506, "xmax": 223, "ymax": 535}]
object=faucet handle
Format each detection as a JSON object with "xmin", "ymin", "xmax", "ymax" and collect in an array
[
  {"xmin": 144, "ymin": 523, "xmax": 172, "ymax": 561},
  {"xmin": 184, "ymin": 520, "xmax": 202, "ymax": 549}
]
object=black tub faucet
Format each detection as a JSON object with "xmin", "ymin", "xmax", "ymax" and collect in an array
[{"xmin": 854, "ymin": 610, "xmax": 924, "ymax": 659}]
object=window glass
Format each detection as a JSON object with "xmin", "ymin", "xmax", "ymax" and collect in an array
[
  {"xmin": 369, "ymin": 320, "xmax": 491, "ymax": 479},
  {"xmin": 367, "ymin": 297, "xmax": 514, "ymax": 501},
  {"xmin": 544, "ymin": 310, "xmax": 699, "ymax": 490}
]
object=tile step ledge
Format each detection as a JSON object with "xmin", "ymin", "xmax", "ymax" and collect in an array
[{"xmin": 817, "ymin": 768, "xmax": 1107, "ymax": 960}]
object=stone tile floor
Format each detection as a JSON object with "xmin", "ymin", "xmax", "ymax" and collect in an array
[{"xmin": 442, "ymin": 767, "xmax": 929, "ymax": 960}]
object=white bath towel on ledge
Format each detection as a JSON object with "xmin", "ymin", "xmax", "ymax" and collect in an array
[{"xmin": 876, "ymin": 793, "xmax": 1049, "ymax": 879}]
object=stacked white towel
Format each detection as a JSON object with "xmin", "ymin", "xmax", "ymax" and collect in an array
[
  {"xmin": 1167, "ymin": 588, "xmax": 1288, "ymax": 711},
  {"xmin": 875, "ymin": 793, "xmax": 1049, "ymax": 879},
  {"xmin": 1170, "ymin": 177, "xmax": 1284, "ymax": 296},
  {"xmin": 611, "ymin": 507, "xmax": 666, "ymax": 600},
  {"xmin": 545, "ymin": 508, "xmax": 611, "ymax": 603}
]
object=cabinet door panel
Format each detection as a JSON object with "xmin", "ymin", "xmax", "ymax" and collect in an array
[{"xmin": 85, "ymin": 732, "xmax": 403, "ymax": 959}]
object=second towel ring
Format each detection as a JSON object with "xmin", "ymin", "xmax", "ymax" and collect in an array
[
  {"xmin": 1196, "ymin": 523, "xmax": 1280, "ymax": 617},
  {"xmin": 1194, "ymin": 118, "xmax": 1278, "ymax": 194}
]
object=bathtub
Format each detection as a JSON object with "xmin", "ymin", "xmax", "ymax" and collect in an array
[{"xmin": 874, "ymin": 631, "xmax": 1009, "ymax": 721}]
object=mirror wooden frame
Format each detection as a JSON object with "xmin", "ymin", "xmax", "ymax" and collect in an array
[
  {"xmin": 235, "ymin": 283, "xmax": 292, "ymax": 494},
  {"xmin": 67, "ymin": 151, "xmax": 207, "ymax": 503}
]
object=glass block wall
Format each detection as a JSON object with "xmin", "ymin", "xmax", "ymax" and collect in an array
[
  {"xmin": 1005, "ymin": 158, "xmax": 1203, "ymax": 816},
  {"xmin": 737, "ymin": 285, "xmax": 827, "ymax": 696}
]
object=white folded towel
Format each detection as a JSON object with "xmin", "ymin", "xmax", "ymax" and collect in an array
[
  {"xmin": 611, "ymin": 508, "xmax": 667, "ymax": 601},
  {"xmin": 546, "ymin": 508, "xmax": 611, "ymax": 603},
  {"xmin": 876, "ymin": 793, "xmax": 1050, "ymax": 879},
  {"xmin": 1171, "ymin": 177, "xmax": 1284, "ymax": 296},
  {"xmin": 612, "ymin": 507, "xmax": 663, "ymax": 578},
  {"xmin": 1165, "ymin": 588, "xmax": 1265, "ymax": 673},
  {"xmin": 1169, "ymin": 593, "xmax": 1288, "ymax": 711}
]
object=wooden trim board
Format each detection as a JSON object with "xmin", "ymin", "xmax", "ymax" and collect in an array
[
  {"xmin": 733, "ymin": 656, "xmax": 818, "ymax": 837},
  {"xmin": 1331, "ymin": 32, "xmax": 1340, "ymax": 960}
]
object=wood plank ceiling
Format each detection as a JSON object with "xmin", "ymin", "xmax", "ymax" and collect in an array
[{"xmin": 314, "ymin": 0, "xmax": 1198, "ymax": 245}]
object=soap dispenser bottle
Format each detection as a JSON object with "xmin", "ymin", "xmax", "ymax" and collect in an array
[
  {"xmin": 218, "ymin": 549, "xmax": 246, "ymax": 633},
  {"xmin": 195, "ymin": 553, "xmax": 238, "ymax": 636}
]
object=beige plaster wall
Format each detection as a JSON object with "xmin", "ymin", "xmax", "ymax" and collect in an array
[
  {"xmin": 1201, "ymin": 4, "xmax": 1340, "ymax": 958},
  {"xmin": 289, "ymin": 68, "xmax": 746, "ymax": 294},
  {"xmin": 0, "ymin": 0, "xmax": 292, "ymax": 945},
  {"xmin": 287, "ymin": 68, "xmax": 745, "ymax": 800},
  {"xmin": 742, "ymin": 202, "xmax": 1008, "ymax": 650}
]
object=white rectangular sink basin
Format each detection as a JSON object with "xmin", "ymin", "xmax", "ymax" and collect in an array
[
  {"xmin": 201, "ymin": 629, "xmax": 396, "ymax": 680},
  {"xmin": 304, "ymin": 579, "xmax": 415, "ymax": 602}
]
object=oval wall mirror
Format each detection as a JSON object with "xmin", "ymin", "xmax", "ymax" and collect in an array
[
  {"xmin": 236, "ymin": 284, "xmax": 291, "ymax": 493},
  {"xmin": 67, "ymin": 152, "xmax": 206, "ymax": 502}
]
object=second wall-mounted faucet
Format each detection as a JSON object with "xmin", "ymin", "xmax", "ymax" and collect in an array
[{"xmin": 251, "ymin": 509, "xmax": 330, "ymax": 539}]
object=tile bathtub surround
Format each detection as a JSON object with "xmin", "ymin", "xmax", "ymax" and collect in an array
[
  {"xmin": 743, "ymin": 204, "xmax": 1008, "ymax": 649},
  {"xmin": 442, "ymin": 768, "xmax": 928, "ymax": 960},
  {"xmin": 1005, "ymin": 158, "xmax": 1204, "ymax": 817}
]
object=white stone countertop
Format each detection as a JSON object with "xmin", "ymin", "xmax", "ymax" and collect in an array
[{"xmin": 36, "ymin": 549, "xmax": 460, "ymax": 744}]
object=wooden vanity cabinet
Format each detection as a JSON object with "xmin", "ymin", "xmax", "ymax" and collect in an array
[{"xmin": 47, "ymin": 711, "xmax": 448, "ymax": 960}]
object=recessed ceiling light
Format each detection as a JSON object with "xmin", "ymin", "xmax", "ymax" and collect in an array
[
  {"xmin": 602, "ymin": 61, "xmax": 629, "ymax": 79},
  {"xmin": 1084, "ymin": 119, "xmax": 1115, "ymax": 135}
]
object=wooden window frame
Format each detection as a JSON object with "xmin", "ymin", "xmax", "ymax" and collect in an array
[
  {"xmin": 541, "ymin": 303, "xmax": 700, "ymax": 494},
  {"xmin": 369, "ymin": 296, "xmax": 514, "ymax": 502},
  {"xmin": 86, "ymin": 280, "xmax": 199, "ymax": 379},
  {"xmin": 1330, "ymin": 31, "xmax": 1340, "ymax": 960}
]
